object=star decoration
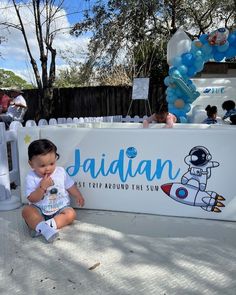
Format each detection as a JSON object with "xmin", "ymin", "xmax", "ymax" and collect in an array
[{"xmin": 24, "ymin": 134, "xmax": 31, "ymax": 144}]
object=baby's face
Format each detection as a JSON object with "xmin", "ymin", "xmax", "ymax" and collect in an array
[{"xmin": 29, "ymin": 152, "xmax": 57, "ymax": 177}]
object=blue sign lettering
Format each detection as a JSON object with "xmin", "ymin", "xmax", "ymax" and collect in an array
[
  {"xmin": 66, "ymin": 147, "xmax": 180, "ymax": 182},
  {"xmin": 203, "ymin": 87, "xmax": 224, "ymax": 94}
]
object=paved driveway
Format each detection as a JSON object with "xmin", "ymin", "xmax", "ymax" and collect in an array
[{"xmin": 0, "ymin": 208, "xmax": 236, "ymax": 295}]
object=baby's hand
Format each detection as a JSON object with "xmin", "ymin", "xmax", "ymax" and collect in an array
[
  {"xmin": 76, "ymin": 195, "xmax": 85, "ymax": 207},
  {"xmin": 40, "ymin": 174, "xmax": 54, "ymax": 190},
  {"xmin": 143, "ymin": 120, "xmax": 149, "ymax": 128}
]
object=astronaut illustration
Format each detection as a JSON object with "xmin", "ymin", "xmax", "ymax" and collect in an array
[
  {"xmin": 43, "ymin": 186, "xmax": 64, "ymax": 214},
  {"xmin": 207, "ymin": 27, "xmax": 229, "ymax": 46},
  {"xmin": 161, "ymin": 146, "xmax": 225, "ymax": 213},
  {"xmin": 181, "ymin": 146, "xmax": 219, "ymax": 191}
]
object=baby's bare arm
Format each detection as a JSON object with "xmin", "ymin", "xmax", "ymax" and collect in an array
[
  {"xmin": 67, "ymin": 184, "xmax": 85, "ymax": 207},
  {"xmin": 27, "ymin": 175, "xmax": 53, "ymax": 202}
]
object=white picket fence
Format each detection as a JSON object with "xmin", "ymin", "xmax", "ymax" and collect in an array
[
  {"xmin": 0, "ymin": 115, "xmax": 147, "ymax": 211},
  {"xmin": 24, "ymin": 115, "xmax": 148, "ymax": 126}
]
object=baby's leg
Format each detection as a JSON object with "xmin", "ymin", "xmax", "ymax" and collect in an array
[
  {"xmin": 22, "ymin": 205, "xmax": 59, "ymax": 242},
  {"xmin": 54, "ymin": 207, "xmax": 77, "ymax": 229},
  {"xmin": 22, "ymin": 205, "xmax": 44, "ymax": 230}
]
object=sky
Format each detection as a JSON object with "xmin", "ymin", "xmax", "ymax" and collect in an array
[{"xmin": 0, "ymin": 0, "xmax": 94, "ymax": 84}]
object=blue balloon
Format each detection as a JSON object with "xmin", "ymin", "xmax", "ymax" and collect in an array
[
  {"xmin": 225, "ymin": 46, "xmax": 236, "ymax": 58},
  {"xmin": 164, "ymin": 76, "xmax": 170, "ymax": 86},
  {"xmin": 194, "ymin": 60, "xmax": 204, "ymax": 72},
  {"xmin": 165, "ymin": 29, "xmax": 236, "ymax": 121},
  {"xmin": 166, "ymin": 87, "xmax": 174, "ymax": 94},
  {"xmin": 179, "ymin": 116, "xmax": 188, "ymax": 123},
  {"xmin": 202, "ymin": 52, "xmax": 212, "ymax": 62},
  {"xmin": 171, "ymin": 69, "xmax": 182, "ymax": 78},
  {"xmin": 178, "ymin": 65, "xmax": 188, "ymax": 75},
  {"xmin": 195, "ymin": 50, "xmax": 203, "ymax": 59},
  {"xmin": 201, "ymin": 43, "xmax": 213, "ymax": 55},
  {"xmin": 183, "ymin": 104, "xmax": 191, "ymax": 113},
  {"xmin": 187, "ymin": 66, "xmax": 197, "ymax": 77},
  {"xmin": 175, "ymin": 88, "xmax": 184, "ymax": 97},
  {"xmin": 172, "ymin": 56, "xmax": 183, "ymax": 68},
  {"xmin": 182, "ymin": 53, "xmax": 194, "ymax": 66},
  {"xmin": 213, "ymin": 51, "xmax": 225, "ymax": 62},
  {"xmin": 228, "ymin": 33, "xmax": 236, "ymax": 45},
  {"xmin": 191, "ymin": 40, "xmax": 203, "ymax": 52},
  {"xmin": 217, "ymin": 41, "xmax": 229, "ymax": 52},
  {"xmin": 166, "ymin": 95, "xmax": 177, "ymax": 104},
  {"xmin": 199, "ymin": 34, "xmax": 208, "ymax": 44},
  {"xmin": 169, "ymin": 66, "xmax": 177, "ymax": 76}
]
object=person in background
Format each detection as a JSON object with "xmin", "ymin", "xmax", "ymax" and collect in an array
[
  {"xmin": 22, "ymin": 139, "xmax": 85, "ymax": 243},
  {"xmin": 143, "ymin": 105, "xmax": 178, "ymax": 128},
  {"xmin": 222, "ymin": 100, "xmax": 236, "ymax": 123},
  {"xmin": 202, "ymin": 105, "xmax": 218, "ymax": 124},
  {"xmin": 228, "ymin": 114, "xmax": 236, "ymax": 125},
  {"xmin": 0, "ymin": 86, "xmax": 27, "ymax": 127},
  {"xmin": 0, "ymin": 89, "xmax": 11, "ymax": 114}
]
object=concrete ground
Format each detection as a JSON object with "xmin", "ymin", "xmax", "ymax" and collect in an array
[{"xmin": 0, "ymin": 206, "xmax": 236, "ymax": 295}]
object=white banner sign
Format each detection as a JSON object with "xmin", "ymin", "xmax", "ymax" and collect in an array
[{"xmin": 18, "ymin": 124, "xmax": 236, "ymax": 221}]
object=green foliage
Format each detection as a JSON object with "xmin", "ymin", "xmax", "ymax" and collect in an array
[
  {"xmin": 54, "ymin": 66, "xmax": 84, "ymax": 88},
  {"xmin": 0, "ymin": 68, "xmax": 33, "ymax": 89},
  {"xmin": 71, "ymin": 0, "xmax": 236, "ymax": 85}
]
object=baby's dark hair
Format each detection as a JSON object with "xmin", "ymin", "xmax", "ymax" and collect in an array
[
  {"xmin": 222, "ymin": 100, "xmax": 235, "ymax": 111},
  {"xmin": 28, "ymin": 139, "xmax": 60, "ymax": 161},
  {"xmin": 205, "ymin": 105, "xmax": 217, "ymax": 118}
]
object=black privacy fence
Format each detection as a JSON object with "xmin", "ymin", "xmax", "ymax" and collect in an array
[{"xmin": 23, "ymin": 84, "xmax": 166, "ymax": 121}]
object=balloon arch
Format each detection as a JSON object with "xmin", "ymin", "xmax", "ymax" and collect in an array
[{"xmin": 164, "ymin": 28, "xmax": 236, "ymax": 122}]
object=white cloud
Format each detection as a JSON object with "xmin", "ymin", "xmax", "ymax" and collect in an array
[{"xmin": 0, "ymin": 0, "xmax": 90, "ymax": 83}]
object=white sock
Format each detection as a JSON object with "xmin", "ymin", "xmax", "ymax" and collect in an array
[
  {"xmin": 36, "ymin": 221, "xmax": 59, "ymax": 243},
  {"xmin": 45, "ymin": 218, "xmax": 57, "ymax": 230}
]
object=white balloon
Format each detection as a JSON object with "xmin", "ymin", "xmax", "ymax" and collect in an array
[{"xmin": 167, "ymin": 28, "xmax": 192, "ymax": 66}]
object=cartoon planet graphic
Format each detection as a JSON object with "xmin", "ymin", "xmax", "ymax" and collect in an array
[{"xmin": 126, "ymin": 147, "xmax": 137, "ymax": 158}]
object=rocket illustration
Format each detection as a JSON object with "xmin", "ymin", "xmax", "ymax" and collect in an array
[{"xmin": 161, "ymin": 182, "xmax": 225, "ymax": 212}]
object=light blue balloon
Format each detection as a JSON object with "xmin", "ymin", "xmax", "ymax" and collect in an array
[
  {"xmin": 167, "ymin": 94, "xmax": 177, "ymax": 104},
  {"xmin": 202, "ymin": 52, "xmax": 212, "ymax": 62},
  {"xmin": 194, "ymin": 60, "xmax": 204, "ymax": 72},
  {"xmin": 195, "ymin": 50, "xmax": 203, "ymax": 60},
  {"xmin": 202, "ymin": 43, "xmax": 213, "ymax": 55},
  {"xmin": 179, "ymin": 116, "xmax": 188, "ymax": 123},
  {"xmin": 172, "ymin": 56, "xmax": 183, "ymax": 67},
  {"xmin": 213, "ymin": 51, "xmax": 225, "ymax": 62},
  {"xmin": 164, "ymin": 76, "xmax": 170, "ymax": 86},
  {"xmin": 175, "ymin": 88, "xmax": 184, "ymax": 97},
  {"xmin": 187, "ymin": 66, "xmax": 196, "ymax": 77},
  {"xmin": 182, "ymin": 53, "xmax": 194, "ymax": 66},
  {"xmin": 191, "ymin": 40, "xmax": 202, "ymax": 52},
  {"xmin": 225, "ymin": 46, "xmax": 236, "ymax": 58},
  {"xmin": 199, "ymin": 34, "xmax": 208, "ymax": 44},
  {"xmin": 228, "ymin": 33, "xmax": 236, "ymax": 45},
  {"xmin": 178, "ymin": 65, "xmax": 188, "ymax": 75},
  {"xmin": 217, "ymin": 41, "xmax": 229, "ymax": 52},
  {"xmin": 164, "ymin": 31, "xmax": 236, "ymax": 120},
  {"xmin": 171, "ymin": 69, "xmax": 181, "ymax": 78}
]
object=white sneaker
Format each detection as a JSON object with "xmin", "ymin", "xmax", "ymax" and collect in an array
[
  {"xmin": 36, "ymin": 221, "xmax": 59, "ymax": 243},
  {"xmin": 45, "ymin": 230, "xmax": 59, "ymax": 243}
]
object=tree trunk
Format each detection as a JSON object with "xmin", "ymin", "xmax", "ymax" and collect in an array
[{"xmin": 39, "ymin": 87, "xmax": 54, "ymax": 119}]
